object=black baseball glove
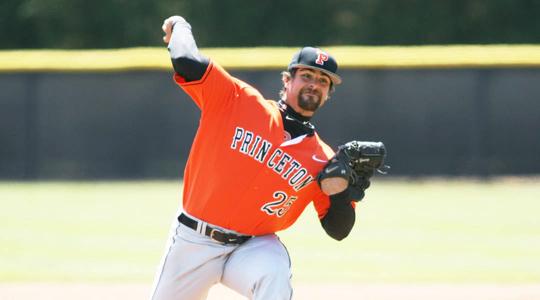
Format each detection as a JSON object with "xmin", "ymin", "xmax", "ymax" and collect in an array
[{"xmin": 317, "ymin": 141, "xmax": 388, "ymax": 201}]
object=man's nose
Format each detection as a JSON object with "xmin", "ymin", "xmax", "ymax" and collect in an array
[{"xmin": 310, "ymin": 80, "xmax": 322, "ymax": 89}]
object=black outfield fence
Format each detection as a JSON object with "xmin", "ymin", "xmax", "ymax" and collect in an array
[{"xmin": 1, "ymin": 67, "xmax": 539, "ymax": 179}]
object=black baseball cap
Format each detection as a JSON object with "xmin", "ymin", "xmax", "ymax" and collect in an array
[{"xmin": 288, "ymin": 47, "xmax": 342, "ymax": 85}]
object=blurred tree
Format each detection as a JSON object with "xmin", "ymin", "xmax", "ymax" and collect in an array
[
  {"xmin": 0, "ymin": 0, "xmax": 539, "ymax": 49},
  {"xmin": 0, "ymin": 0, "xmax": 185, "ymax": 48}
]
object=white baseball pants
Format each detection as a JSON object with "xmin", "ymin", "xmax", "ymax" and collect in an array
[{"xmin": 150, "ymin": 214, "xmax": 293, "ymax": 300}]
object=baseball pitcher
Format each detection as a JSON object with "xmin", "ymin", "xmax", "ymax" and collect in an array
[{"xmin": 150, "ymin": 15, "xmax": 387, "ymax": 300}]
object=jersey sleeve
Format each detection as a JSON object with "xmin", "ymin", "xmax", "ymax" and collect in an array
[
  {"xmin": 313, "ymin": 192, "xmax": 332, "ymax": 219},
  {"xmin": 174, "ymin": 61, "xmax": 238, "ymax": 112}
]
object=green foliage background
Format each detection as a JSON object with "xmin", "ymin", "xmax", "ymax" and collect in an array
[{"xmin": 2, "ymin": 0, "xmax": 540, "ymax": 49}]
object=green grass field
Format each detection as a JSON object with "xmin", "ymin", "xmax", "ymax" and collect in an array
[{"xmin": 1, "ymin": 178, "xmax": 539, "ymax": 284}]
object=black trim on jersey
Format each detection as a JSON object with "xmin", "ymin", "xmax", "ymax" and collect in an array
[
  {"xmin": 281, "ymin": 100, "xmax": 311, "ymax": 122},
  {"xmin": 278, "ymin": 100, "xmax": 315, "ymax": 138},
  {"xmin": 320, "ymin": 189, "xmax": 356, "ymax": 241}
]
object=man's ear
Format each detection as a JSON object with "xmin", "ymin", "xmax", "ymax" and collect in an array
[{"xmin": 281, "ymin": 72, "xmax": 291, "ymax": 85}]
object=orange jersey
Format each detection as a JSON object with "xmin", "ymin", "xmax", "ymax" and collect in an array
[{"xmin": 175, "ymin": 62, "xmax": 336, "ymax": 236}]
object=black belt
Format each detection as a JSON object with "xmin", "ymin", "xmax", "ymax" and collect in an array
[{"xmin": 178, "ymin": 213, "xmax": 252, "ymax": 245}]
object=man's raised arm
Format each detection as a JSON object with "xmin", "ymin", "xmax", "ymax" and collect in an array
[{"xmin": 162, "ymin": 16, "xmax": 209, "ymax": 82}]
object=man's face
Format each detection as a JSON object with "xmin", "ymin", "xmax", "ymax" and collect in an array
[{"xmin": 285, "ymin": 68, "xmax": 332, "ymax": 116}]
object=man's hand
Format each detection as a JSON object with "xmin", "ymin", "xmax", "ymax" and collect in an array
[{"xmin": 162, "ymin": 16, "xmax": 187, "ymax": 44}]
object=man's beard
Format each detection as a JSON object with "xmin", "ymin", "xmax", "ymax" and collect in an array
[{"xmin": 297, "ymin": 88, "xmax": 323, "ymax": 112}]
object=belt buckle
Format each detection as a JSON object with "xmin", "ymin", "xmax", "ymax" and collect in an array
[
  {"xmin": 209, "ymin": 228, "xmax": 230, "ymax": 244},
  {"xmin": 209, "ymin": 228, "xmax": 220, "ymax": 242},
  {"xmin": 209, "ymin": 228, "xmax": 238, "ymax": 244}
]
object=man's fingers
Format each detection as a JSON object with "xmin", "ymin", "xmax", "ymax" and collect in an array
[
  {"xmin": 162, "ymin": 31, "xmax": 171, "ymax": 44},
  {"xmin": 162, "ymin": 20, "xmax": 172, "ymax": 44},
  {"xmin": 161, "ymin": 16, "xmax": 187, "ymax": 44}
]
